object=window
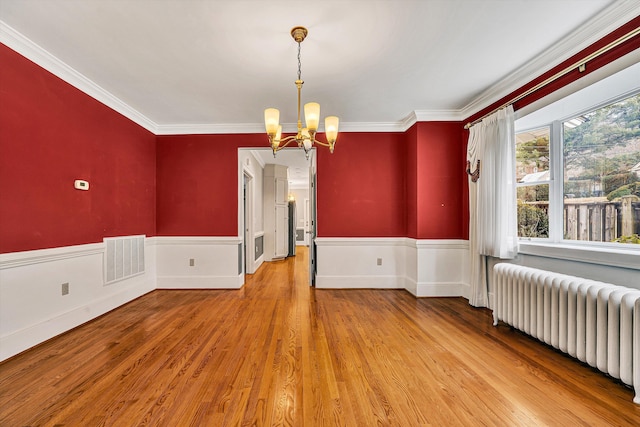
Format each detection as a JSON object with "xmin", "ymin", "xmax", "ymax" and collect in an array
[
  {"xmin": 516, "ymin": 91, "xmax": 640, "ymax": 246},
  {"xmin": 516, "ymin": 127, "xmax": 550, "ymax": 238},
  {"xmin": 563, "ymin": 95, "xmax": 640, "ymax": 244}
]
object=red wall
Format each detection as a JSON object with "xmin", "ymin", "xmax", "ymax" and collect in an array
[
  {"xmin": 0, "ymin": 44, "xmax": 156, "ymax": 253},
  {"xmin": 404, "ymin": 123, "xmax": 469, "ymax": 240},
  {"xmin": 0, "ymin": 42, "xmax": 468, "ymax": 249},
  {"xmin": 156, "ymin": 134, "xmax": 263, "ymax": 236},
  {"xmin": 156, "ymin": 129, "xmax": 466, "ymax": 239},
  {"xmin": 413, "ymin": 122, "xmax": 467, "ymax": 239},
  {"xmin": 405, "ymin": 126, "xmax": 419, "ymax": 238},
  {"xmin": 316, "ymin": 132, "xmax": 408, "ymax": 237},
  {"xmin": 9, "ymin": 11, "xmax": 630, "ymax": 250}
]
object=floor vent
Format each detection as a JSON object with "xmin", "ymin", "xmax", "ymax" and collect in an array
[{"xmin": 105, "ymin": 235, "xmax": 145, "ymax": 285}]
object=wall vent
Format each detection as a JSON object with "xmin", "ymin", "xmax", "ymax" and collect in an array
[
  {"xmin": 255, "ymin": 235, "xmax": 264, "ymax": 260},
  {"xmin": 105, "ymin": 235, "xmax": 145, "ymax": 285}
]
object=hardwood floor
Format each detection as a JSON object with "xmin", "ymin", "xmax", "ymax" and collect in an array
[{"xmin": 1, "ymin": 247, "xmax": 639, "ymax": 426}]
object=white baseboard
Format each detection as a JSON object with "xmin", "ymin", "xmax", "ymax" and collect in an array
[
  {"xmin": 415, "ymin": 282, "xmax": 466, "ymax": 297},
  {"xmin": 252, "ymin": 254, "xmax": 264, "ymax": 273},
  {"xmin": 157, "ymin": 274, "xmax": 243, "ymax": 289},
  {"xmin": 315, "ymin": 275, "xmax": 405, "ymax": 289}
]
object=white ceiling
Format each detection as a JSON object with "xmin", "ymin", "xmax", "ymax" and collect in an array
[{"xmin": 1, "ymin": 0, "xmax": 637, "ymax": 135}]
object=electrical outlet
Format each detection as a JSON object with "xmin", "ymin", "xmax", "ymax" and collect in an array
[
  {"xmin": 61, "ymin": 282, "xmax": 69, "ymax": 295},
  {"xmin": 377, "ymin": 258, "xmax": 382, "ymax": 266},
  {"xmin": 189, "ymin": 258, "xmax": 195, "ymax": 267}
]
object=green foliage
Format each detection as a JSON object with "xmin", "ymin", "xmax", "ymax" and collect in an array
[
  {"xmin": 517, "ymin": 185, "xmax": 549, "ymax": 202},
  {"xmin": 564, "ymin": 93, "xmax": 640, "ymax": 154},
  {"xmin": 603, "ymin": 173, "xmax": 638, "ymax": 194},
  {"xmin": 563, "ymin": 94, "xmax": 640, "ymax": 190},
  {"xmin": 570, "ymin": 154, "xmax": 640, "ymax": 180},
  {"xmin": 516, "ymin": 136, "xmax": 550, "ymax": 170},
  {"xmin": 562, "ymin": 93, "xmax": 640, "ymax": 201},
  {"xmin": 606, "ymin": 182, "xmax": 640, "ymax": 201},
  {"xmin": 564, "ymin": 179, "xmax": 597, "ymax": 198},
  {"xmin": 517, "ymin": 201, "xmax": 549, "ymax": 238},
  {"xmin": 613, "ymin": 234, "xmax": 640, "ymax": 244}
]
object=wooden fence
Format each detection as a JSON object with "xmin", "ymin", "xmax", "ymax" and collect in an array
[{"xmin": 564, "ymin": 195, "xmax": 640, "ymax": 241}]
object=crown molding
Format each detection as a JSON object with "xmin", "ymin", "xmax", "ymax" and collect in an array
[
  {"xmin": 413, "ymin": 110, "xmax": 465, "ymax": 123},
  {"xmin": 154, "ymin": 123, "xmax": 265, "ymax": 135},
  {"xmin": 459, "ymin": 1, "xmax": 640, "ymax": 121},
  {"xmin": 339, "ymin": 121, "xmax": 407, "ymax": 133},
  {"xmin": 0, "ymin": 20, "xmax": 159, "ymax": 134},
  {"xmin": 155, "ymin": 120, "xmax": 421, "ymax": 135},
  {"xmin": 400, "ymin": 111, "xmax": 418, "ymax": 130}
]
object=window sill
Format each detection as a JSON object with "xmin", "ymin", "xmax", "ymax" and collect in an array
[{"xmin": 518, "ymin": 240, "xmax": 640, "ymax": 271}]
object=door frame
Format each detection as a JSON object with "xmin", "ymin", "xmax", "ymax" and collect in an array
[
  {"xmin": 242, "ymin": 168, "xmax": 255, "ymax": 275},
  {"xmin": 308, "ymin": 149, "xmax": 317, "ymax": 287}
]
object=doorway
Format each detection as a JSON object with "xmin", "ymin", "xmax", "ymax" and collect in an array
[{"xmin": 238, "ymin": 148, "xmax": 317, "ymax": 286}]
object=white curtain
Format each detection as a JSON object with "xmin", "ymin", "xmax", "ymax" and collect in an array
[{"xmin": 467, "ymin": 105, "xmax": 517, "ymax": 307}]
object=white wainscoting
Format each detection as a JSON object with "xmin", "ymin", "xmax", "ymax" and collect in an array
[
  {"xmin": 0, "ymin": 235, "xmax": 470, "ymax": 361},
  {"xmin": 0, "ymin": 238, "xmax": 156, "ymax": 362},
  {"xmin": 315, "ymin": 238, "xmax": 408, "ymax": 289},
  {"xmin": 155, "ymin": 236, "xmax": 244, "ymax": 289},
  {"xmin": 315, "ymin": 238, "xmax": 470, "ymax": 297},
  {"xmin": 407, "ymin": 240, "xmax": 470, "ymax": 297}
]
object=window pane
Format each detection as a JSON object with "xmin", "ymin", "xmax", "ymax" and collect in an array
[
  {"xmin": 517, "ymin": 185, "xmax": 549, "ymax": 238},
  {"xmin": 516, "ymin": 127, "xmax": 550, "ymax": 183},
  {"xmin": 563, "ymin": 94, "xmax": 640, "ymax": 243}
]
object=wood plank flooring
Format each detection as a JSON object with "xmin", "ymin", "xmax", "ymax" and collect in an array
[{"xmin": 1, "ymin": 246, "xmax": 639, "ymax": 426}]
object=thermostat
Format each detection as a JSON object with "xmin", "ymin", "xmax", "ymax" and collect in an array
[{"xmin": 74, "ymin": 180, "xmax": 89, "ymax": 190}]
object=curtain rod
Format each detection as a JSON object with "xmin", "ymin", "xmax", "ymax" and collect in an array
[{"xmin": 464, "ymin": 26, "xmax": 640, "ymax": 130}]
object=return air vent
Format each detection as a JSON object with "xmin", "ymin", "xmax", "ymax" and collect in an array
[{"xmin": 104, "ymin": 235, "xmax": 145, "ymax": 285}]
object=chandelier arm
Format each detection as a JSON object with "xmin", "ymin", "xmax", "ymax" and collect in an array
[
  {"xmin": 277, "ymin": 138, "xmax": 299, "ymax": 149},
  {"xmin": 279, "ymin": 135, "xmax": 298, "ymax": 144},
  {"xmin": 310, "ymin": 138, "xmax": 330, "ymax": 147}
]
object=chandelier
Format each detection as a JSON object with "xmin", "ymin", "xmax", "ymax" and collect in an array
[{"xmin": 264, "ymin": 26, "xmax": 339, "ymax": 158}]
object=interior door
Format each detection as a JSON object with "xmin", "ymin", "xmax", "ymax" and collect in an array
[
  {"xmin": 308, "ymin": 151, "xmax": 317, "ymax": 286},
  {"xmin": 304, "ymin": 198, "xmax": 310, "ymax": 246}
]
